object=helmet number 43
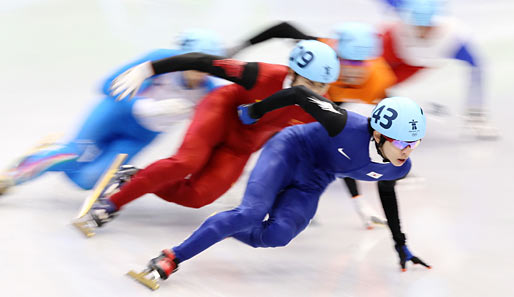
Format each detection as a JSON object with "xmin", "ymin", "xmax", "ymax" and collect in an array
[{"xmin": 372, "ymin": 105, "xmax": 398, "ymax": 129}]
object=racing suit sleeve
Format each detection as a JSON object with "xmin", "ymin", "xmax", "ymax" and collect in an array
[
  {"xmin": 151, "ymin": 53, "xmax": 260, "ymax": 90},
  {"xmin": 378, "ymin": 179, "xmax": 406, "ymax": 246},
  {"xmin": 246, "ymin": 85, "xmax": 348, "ymax": 136}
]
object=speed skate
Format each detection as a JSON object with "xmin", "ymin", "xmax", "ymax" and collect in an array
[
  {"xmin": 72, "ymin": 153, "xmax": 128, "ymax": 237},
  {"xmin": 127, "ymin": 268, "xmax": 162, "ymax": 290}
]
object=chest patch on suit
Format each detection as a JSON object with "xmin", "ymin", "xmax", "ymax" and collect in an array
[{"xmin": 366, "ymin": 171, "xmax": 383, "ymax": 179}]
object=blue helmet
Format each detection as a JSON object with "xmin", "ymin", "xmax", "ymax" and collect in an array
[
  {"xmin": 177, "ymin": 29, "xmax": 225, "ymax": 56},
  {"xmin": 399, "ymin": 0, "xmax": 441, "ymax": 27},
  {"xmin": 370, "ymin": 97, "xmax": 426, "ymax": 141},
  {"xmin": 334, "ymin": 22, "xmax": 382, "ymax": 61},
  {"xmin": 289, "ymin": 40, "xmax": 340, "ymax": 83}
]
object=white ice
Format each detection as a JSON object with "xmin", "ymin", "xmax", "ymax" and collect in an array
[{"xmin": 0, "ymin": 1, "xmax": 513, "ymax": 296}]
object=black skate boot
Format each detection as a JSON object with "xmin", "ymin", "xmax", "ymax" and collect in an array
[{"xmin": 89, "ymin": 198, "xmax": 120, "ymax": 227}]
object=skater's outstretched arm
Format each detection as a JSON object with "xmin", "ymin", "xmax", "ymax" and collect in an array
[
  {"xmin": 239, "ymin": 86, "xmax": 348, "ymax": 136},
  {"xmin": 227, "ymin": 22, "xmax": 317, "ymax": 56},
  {"xmin": 377, "ymin": 180, "xmax": 405, "ymax": 245},
  {"xmin": 378, "ymin": 179, "xmax": 431, "ymax": 271},
  {"xmin": 100, "ymin": 49, "xmax": 180, "ymax": 95},
  {"xmin": 151, "ymin": 53, "xmax": 259, "ymax": 90},
  {"xmin": 110, "ymin": 53, "xmax": 261, "ymax": 100}
]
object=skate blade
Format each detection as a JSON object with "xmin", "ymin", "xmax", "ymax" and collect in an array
[
  {"xmin": 127, "ymin": 270, "xmax": 160, "ymax": 290},
  {"xmin": 76, "ymin": 153, "xmax": 128, "ymax": 218},
  {"xmin": 72, "ymin": 220, "xmax": 95, "ymax": 238}
]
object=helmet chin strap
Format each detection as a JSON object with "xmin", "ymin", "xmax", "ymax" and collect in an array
[
  {"xmin": 368, "ymin": 118, "xmax": 391, "ymax": 163},
  {"xmin": 290, "ymin": 72, "xmax": 299, "ymax": 86},
  {"xmin": 375, "ymin": 135, "xmax": 391, "ymax": 163}
]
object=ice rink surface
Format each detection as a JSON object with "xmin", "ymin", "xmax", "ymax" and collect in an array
[{"xmin": 0, "ymin": 0, "xmax": 513, "ymax": 296}]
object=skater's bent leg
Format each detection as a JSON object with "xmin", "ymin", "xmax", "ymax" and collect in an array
[
  {"xmin": 172, "ymin": 202, "xmax": 269, "ymax": 262},
  {"xmin": 153, "ymin": 147, "xmax": 250, "ymax": 208},
  {"xmin": 109, "ymin": 93, "xmax": 230, "ymax": 209},
  {"xmin": 108, "ymin": 140, "xmax": 213, "ymax": 209},
  {"xmin": 9, "ymin": 144, "xmax": 80, "ymax": 186},
  {"xmin": 65, "ymin": 138, "xmax": 146, "ymax": 190},
  {"xmin": 235, "ymin": 187, "xmax": 322, "ymax": 248},
  {"xmin": 172, "ymin": 135, "xmax": 301, "ymax": 261},
  {"xmin": 173, "ymin": 169, "xmax": 287, "ymax": 261}
]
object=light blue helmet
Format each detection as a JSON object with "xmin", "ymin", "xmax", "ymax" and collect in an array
[
  {"xmin": 334, "ymin": 22, "xmax": 382, "ymax": 61},
  {"xmin": 289, "ymin": 40, "xmax": 340, "ymax": 83},
  {"xmin": 177, "ymin": 29, "xmax": 225, "ymax": 56},
  {"xmin": 399, "ymin": 0, "xmax": 441, "ymax": 27},
  {"xmin": 370, "ymin": 97, "xmax": 426, "ymax": 141}
]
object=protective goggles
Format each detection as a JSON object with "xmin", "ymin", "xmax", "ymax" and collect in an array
[
  {"xmin": 383, "ymin": 135, "xmax": 421, "ymax": 150},
  {"xmin": 339, "ymin": 59, "xmax": 366, "ymax": 67}
]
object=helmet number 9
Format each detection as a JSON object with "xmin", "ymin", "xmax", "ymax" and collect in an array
[
  {"xmin": 291, "ymin": 46, "xmax": 314, "ymax": 68},
  {"xmin": 372, "ymin": 105, "xmax": 398, "ymax": 129}
]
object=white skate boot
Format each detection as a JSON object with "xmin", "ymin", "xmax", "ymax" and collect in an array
[
  {"xmin": 0, "ymin": 174, "xmax": 14, "ymax": 195},
  {"xmin": 463, "ymin": 108, "xmax": 500, "ymax": 140},
  {"xmin": 351, "ymin": 195, "xmax": 387, "ymax": 229}
]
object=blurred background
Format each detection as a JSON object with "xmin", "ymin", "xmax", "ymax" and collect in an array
[{"xmin": 0, "ymin": 0, "xmax": 513, "ymax": 296}]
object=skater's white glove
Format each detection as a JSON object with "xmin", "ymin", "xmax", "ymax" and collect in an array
[{"xmin": 110, "ymin": 61, "xmax": 155, "ymax": 101}]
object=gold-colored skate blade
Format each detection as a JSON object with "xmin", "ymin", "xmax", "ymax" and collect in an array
[
  {"xmin": 72, "ymin": 219, "xmax": 96, "ymax": 238},
  {"xmin": 127, "ymin": 270, "xmax": 160, "ymax": 290}
]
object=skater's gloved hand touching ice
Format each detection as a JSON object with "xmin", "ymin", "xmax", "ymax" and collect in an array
[
  {"xmin": 394, "ymin": 244, "xmax": 431, "ymax": 271},
  {"xmin": 110, "ymin": 61, "xmax": 155, "ymax": 101}
]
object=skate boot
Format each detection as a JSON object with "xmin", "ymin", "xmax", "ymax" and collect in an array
[
  {"xmin": 351, "ymin": 195, "xmax": 387, "ymax": 229},
  {"xmin": 102, "ymin": 165, "xmax": 139, "ymax": 197},
  {"xmin": 0, "ymin": 134, "xmax": 73, "ymax": 196},
  {"xmin": 0, "ymin": 174, "xmax": 14, "ymax": 195},
  {"xmin": 464, "ymin": 108, "xmax": 500, "ymax": 140},
  {"xmin": 72, "ymin": 159, "xmax": 137, "ymax": 237},
  {"xmin": 127, "ymin": 249, "xmax": 179, "ymax": 290},
  {"xmin": 426, "ymin": 102, "xmax": 450, "ymax": 118},
  {"xmin": 73, "ymin": 198, "xmax": 120, "ymax": 237},
  {"xmin": 89, "ymin": 198, "xmax": 119, "ymax": 227}
]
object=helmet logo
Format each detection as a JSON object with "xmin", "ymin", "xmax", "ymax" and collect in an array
[
  {"xmin": 324, "ymin": 65, "xmax": 332, "ymax": 76},
  {"xmin": 409, "ymin": 119, "xmax": 418, "ymax": 130}
]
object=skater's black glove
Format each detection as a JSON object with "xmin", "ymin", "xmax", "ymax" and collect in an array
[{"xmin": 394, "ymin": 244, "xmax": 431, "ymax": 271}]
